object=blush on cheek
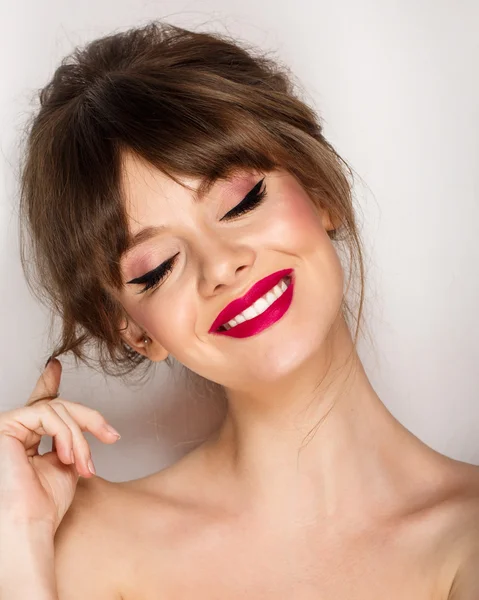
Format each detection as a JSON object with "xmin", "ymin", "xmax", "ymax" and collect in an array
[
  {"xmin": 269, "ymin": 185, "xmax": 326, "ymax": 250},
  {"xmin": 174, "ymin": 299, "xmax": 197, "ymax": 331},
  {"xmin": 154, "ymin": 296, "xmax": 198, "ymax": 351}
]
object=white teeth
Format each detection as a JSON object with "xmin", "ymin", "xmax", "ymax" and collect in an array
[
  {"xmin": 221, "ymin": 276, "xmax": 290, "ymax": 330},
  {"xmin": 265, "ymin": 291, "xmax": 276, "ymax": 304},
  {"xmin": 243, "ymin": 305, "xmax": 258, "ymax": 320},
  {"xmin": 272, "ymin": 286, "xmax": 282, "ymax": 300},
  {"xmin": 253, "ymin": 297, "xmax": 269, "ymax": 315}
]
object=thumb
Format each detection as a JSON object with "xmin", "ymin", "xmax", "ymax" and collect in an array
[{"xmin": 27, "ymin": 358, "xmax": 62, "ymax": 406}]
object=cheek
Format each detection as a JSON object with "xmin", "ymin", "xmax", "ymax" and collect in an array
[
  {"xmin": 122, "ymin": 291, "xmax": 197, "ymax": 353},
  {"xmin": 266, "ymin": 180, "xmax": 344, "ymax": 308},
  {"xmin": 147, "ymin": 293, "xmax": 198, "ymax": 351},
  {"xmin": 265, "ymin": 184, "xmax": 327, "ymax": 253}
]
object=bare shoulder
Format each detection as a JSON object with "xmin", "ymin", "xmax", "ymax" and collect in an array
[
  {"xmin": 440, "ymin": 459, "xmax": 479, "ymax": 599},
  {"xmin": 389, "ymin": 454, "xmax": 479, "ymax": 599},
  {"xmin": 445, "ymin": 458, "xmax": 479, "ymax": 534},
  {"xmin": 53, "ymin": 467, "xmax": 187, "ymax": 600},
  {"xmin": 54, "ymin": 475, "xmax": 126, "ymax": 599}
]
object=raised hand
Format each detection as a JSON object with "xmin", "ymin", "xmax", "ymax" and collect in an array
[{"xmin": 0, "ymin": 358, "xmax": 121, "ymax": 534}]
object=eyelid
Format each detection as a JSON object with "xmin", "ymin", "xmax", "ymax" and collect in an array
[
  {"xmin": 220, "ymin": 177, "xmax": 266, "ymax": 221},
  {"xmin": 126, "ymin": 253, "xmax": 178, "ymax": 285},
  {"xmin": 128, "ymin": 252, "xmax": 180, "ymax": 295},
  {"xmin": 127, "ymin": 176, "xmax": 267, "ymax": 293},
  {"xmin": 127, "ymin": 265, "xmax": 160, "ymax": 285}
]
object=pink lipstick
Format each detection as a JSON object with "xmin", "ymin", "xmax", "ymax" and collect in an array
[{"xmin": 209, "ymin": 268, "xmax": 294, "ymax": 338}]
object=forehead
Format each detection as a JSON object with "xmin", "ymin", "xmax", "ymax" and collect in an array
[{"xmin": 120, "ymin": 151, "xmax": 198, "ymax": 215}]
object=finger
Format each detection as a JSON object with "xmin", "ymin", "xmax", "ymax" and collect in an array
[
  {"xmin": 42, "ymin": 403, "xmax": 76, "ymax": 466},
  {"xmin": 7, "ymin": 398, "xmax": 121, "ymax": 448},
  {"xmin": 1, "ymin": 399, "xmax": 121, "ymax": 477},
  {"xmin": 7, "ymin": 403, "xmax": 74, "ymax": 466},
  {"xmin": 52, "ymin": 400, "xmax": 122, "ymax": 446},
  {"xmin": 26, "ymin": 358, "xmax": 62, "ymax": 406},
  {"xmin": 49, "ymin": 402, "xmax": 96, "ymax": 478},
  {"xmin": 49, "ymin": 400, "xmax": 121, "ymax": 477}
]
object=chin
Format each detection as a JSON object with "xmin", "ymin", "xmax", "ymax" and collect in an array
[{"xmin": 219, "ymin": 310, "xmax": 339, "ymax": 391}]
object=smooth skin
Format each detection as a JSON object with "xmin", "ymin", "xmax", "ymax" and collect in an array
[
  {"xmin": 2, "ymin": 354, "xmax": 477, "ymax": 599},
  {"xmin": 5, "ymin": 154, "xmax": 479, "ymax": 598}
]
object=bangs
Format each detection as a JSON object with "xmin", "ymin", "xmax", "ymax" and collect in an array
[
  {"xmin": 67, "ymin": 70, "xmax": 290, "ymax": 291},
  {"xmin": 20, "ymin": 21, "xmax": 363, "ymax": 378}
]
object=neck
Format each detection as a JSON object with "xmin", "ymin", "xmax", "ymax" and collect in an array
[{"xmin": 201, "ymin": 314, "xmax": 445, "ymax": 530}]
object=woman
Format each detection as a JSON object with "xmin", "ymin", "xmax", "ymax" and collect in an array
[{"xmin": 1, "ymin": 20, "xmax": 478, "ymax": 599}]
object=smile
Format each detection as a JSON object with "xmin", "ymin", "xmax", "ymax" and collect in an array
[{"xmin": 208, "ymin": 268, "xmax": 294, "ymax": 339}]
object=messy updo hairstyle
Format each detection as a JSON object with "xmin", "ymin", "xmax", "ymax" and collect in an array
[{"xmin": 19, "ymin": 20, "xmax": 368, "ymax": 387}]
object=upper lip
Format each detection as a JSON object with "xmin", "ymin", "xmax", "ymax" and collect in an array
[{"xmin": 208, "ymin": 268, "xmax": 293, "ymax": 332}]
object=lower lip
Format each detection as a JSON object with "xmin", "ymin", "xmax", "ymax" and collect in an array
[{"xmin": 214, "ymin": 276, "xmax": 294, "ymax": 338}]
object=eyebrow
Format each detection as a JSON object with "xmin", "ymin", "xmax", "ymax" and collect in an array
[{"xmin": 124, "ymin": 225, "xmax": 167, "ymax": 255}]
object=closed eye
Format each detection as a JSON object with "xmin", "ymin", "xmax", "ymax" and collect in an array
[
  {"xmin": 127, "ymin": 253, "xmax": 180, "ymax": 295},
  {"xmin": 221, "ymin": 177, "xmax": 267, "ymax": 221},
  {"xmin": 127, "ymin": 177, "xmax": 268, "ymax": 294}
]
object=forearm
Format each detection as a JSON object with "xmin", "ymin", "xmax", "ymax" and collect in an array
[{"xmin": 0, "ymin": 518, "xmax": 58, "ymax": 599}]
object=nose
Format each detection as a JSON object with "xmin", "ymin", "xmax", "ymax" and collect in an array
[{"xmin": 197, "ymin": 233, "xmax": 255, "ymax": 297}]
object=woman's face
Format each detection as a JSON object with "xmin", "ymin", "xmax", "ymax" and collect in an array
[{"xmin": 116, "ymin": 152, "xmax": 344, "ymax": 390}]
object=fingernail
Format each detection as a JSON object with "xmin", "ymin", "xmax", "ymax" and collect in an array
[
  {"xmin": 104, "ymin": 424, "xmax": 121, "ymax": 439},
  {"xmin": 88, "ymin": 458, "xmax": 96, "ymax": 475}
]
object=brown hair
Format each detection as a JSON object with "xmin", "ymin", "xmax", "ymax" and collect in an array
[{"xmin": 19, "ymin": 21, "xmax": 368, "ymax": 389}]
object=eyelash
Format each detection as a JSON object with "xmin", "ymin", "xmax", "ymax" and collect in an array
[{"xmin": 131, "ymin": 178, "xmax": 268, "ymax": 294}]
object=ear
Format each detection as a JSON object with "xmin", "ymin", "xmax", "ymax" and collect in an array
[{"xmin": 118, "ymin": 316, "xmax": 169, "ymax": 362}]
